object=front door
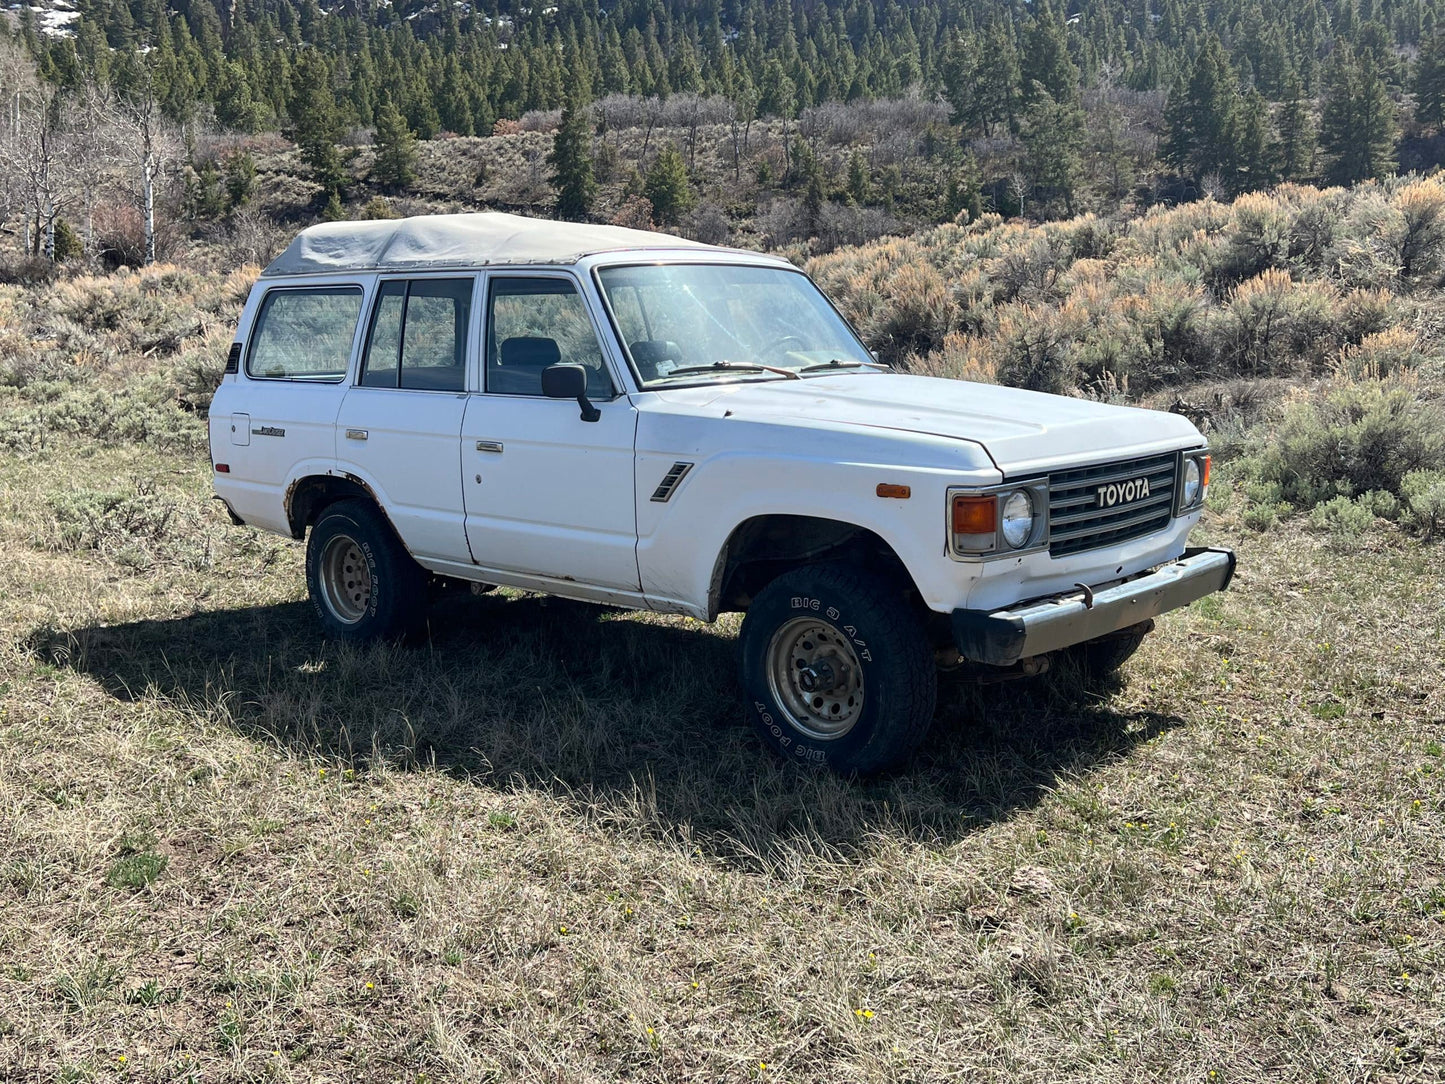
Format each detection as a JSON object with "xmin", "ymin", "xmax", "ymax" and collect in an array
[
  {"xmin": 334, "ymin": 276, "xmax": 476, "ymax": 563},
  {"xmin": 461, "ymin": 274, "xmax": 640, "ymax": 593}
]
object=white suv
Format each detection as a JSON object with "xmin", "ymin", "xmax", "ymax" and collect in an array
[{"xmin": 211, "ymin": 212, "xmax": 1234, "ymax": 774}]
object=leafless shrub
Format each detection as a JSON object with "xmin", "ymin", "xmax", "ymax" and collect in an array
[
  {"xmin": 609, "ymin": 196, "xmax": 655, "ymax": 230},
  {"xmin": 683, "ymin": 203, "xmax": 731, "ymax": 246},
  {"xmin": 798, "ymin": 96, "xmax": 949, "ymax": 148},
  {"xmin": 211, "ymin": 208, "xmax": 290, "ymax": 268},
  {"xmin": 814, "ymin": 203, "xmax": 907, "ymax": 252},
  {"xmin": 518, "ymin": 110, "xmax": 562, "ymax": 133}
]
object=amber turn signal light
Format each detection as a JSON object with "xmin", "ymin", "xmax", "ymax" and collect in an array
[
  {"xmin": 951, "ymin": 494, "xmax": 997, "ymax": 535},
  {"xmin": 1200, "ymin": 454, "xmax": 1211, "ymax": 487},
  {"xmin": 876, "ymin": 483, "xmax": 911, "ymax": 499}
]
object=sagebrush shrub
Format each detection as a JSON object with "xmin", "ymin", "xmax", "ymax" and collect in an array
[
  {"xmin": 1401, "ymin": 470, "xmax": 1445, "ymax": 539},
  {"xmin": 860, "ymin": 261, "xmax": 953, "ymax": 362},
  {"xmin": 1308, "ymin": 494, "xmax": 1377, "ymax": 535},
  {"xmin": 989, "ymin": 302, "xmax": 1089, "ymax": 394},
  {"xmin": 1393, "ymin": 177, "xmax": 1445, "ymax": 286},
  {"xmin": 1217, "ymin": 269, "xmax": 1339, "ymax": 378},
  {"xmin": 1335, "ymin": 328, "xmax": 1430, "ymax": 380},
  {"xmin": 1247, "ymin": 380, "xmax": 1445, "ymax": 509}
]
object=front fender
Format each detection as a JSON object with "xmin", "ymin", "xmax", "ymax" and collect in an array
[{"xmin": 635, "ymin": 417, "xmax": 1001, "ymax": 618}]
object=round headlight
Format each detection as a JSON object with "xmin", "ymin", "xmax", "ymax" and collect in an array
[
  {"xmin": 1182, "ymin": 458, "xmax": 1202, "ymax": 507},
  {"xmin": 1000, "ymin": 489, "xmax": 1035, "ymax": 549}
]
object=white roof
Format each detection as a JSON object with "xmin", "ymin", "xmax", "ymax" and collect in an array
[{"xmin": 262, "ymin": 211, "xmax": 715, "ymax": 276}]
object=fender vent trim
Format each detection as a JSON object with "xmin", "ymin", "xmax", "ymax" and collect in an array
[
  {"xmin": 650, "ymin": 461, "xmax": 694, "ymax": 502},
  {"xmin": 225, "ymin": 342, "xmax": 243, "ymax": 374}
]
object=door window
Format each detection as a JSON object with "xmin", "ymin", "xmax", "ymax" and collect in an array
[
  {"xmin": 485, "ymin": 277, "xmax": 614, "ymax": 398},
  {"xmin": 359, "ymin": 278, "xmax": 473, "ymax": 392},
  {"xmin": 247, "ymin": 286, "xmax": 362, "ymax": 381}
]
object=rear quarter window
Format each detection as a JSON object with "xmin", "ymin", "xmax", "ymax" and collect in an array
[{"xmin": 247, "ymin": 286, "xmax": 363, "ymax": 381}]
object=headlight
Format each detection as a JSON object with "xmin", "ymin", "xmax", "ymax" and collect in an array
[
  {"xmin": 1181, "ymin": 458, "xmax": 1201, "ymax": 506},
  {"xmin": 1000, "ymin": 489, "xmax": 1035, "ymax": 548},
  {"xmin": 1181, "ymin": 455, "xmax": 1210, "ymax": 509}
]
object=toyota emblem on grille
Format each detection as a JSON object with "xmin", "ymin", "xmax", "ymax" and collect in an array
[{"xmin": 1096, "ymin": 477, "xmax": 1151, "ymax": 507}]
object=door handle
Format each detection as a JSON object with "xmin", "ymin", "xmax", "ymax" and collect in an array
[
  {"xmin": 475, "ymin": 440, "xmax": 504, "ymax": 454},
  {"xmin": 345, "ymin": 429, "xmax": 368, "ymax": 441}
]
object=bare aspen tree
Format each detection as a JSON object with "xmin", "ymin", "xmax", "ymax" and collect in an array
[
  {"xmin": 71, "ymin": 82, "xmax": 124, "ymax": 258},
  {"xmin": 0, "ymin": 37, "xmax": 45, "ymax": 248},
  {"xmin": 110, "ymin": 70, "xmax": 181, "ymax": 266},
  {"xmin": 4, "ymin": 82, "xmax": 81, "ymax": 260}
]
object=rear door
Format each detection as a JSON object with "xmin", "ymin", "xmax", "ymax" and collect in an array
[
  {"xmin": 460, "ymin": 273, "xmax": 640, "ymax": 592},
  {"xmin": 219, "ymin": 283, "xmax": 364, "ymax": 535},
  {"xmin": 334, "ymin": 275, "xmax": 476, "ymax": 563}
]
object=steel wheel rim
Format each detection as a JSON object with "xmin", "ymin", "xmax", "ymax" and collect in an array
[
  {"xmin": 765, "ymin": 617, "xmax": 865, "ymax": 741},
  {"xmin": 319, "ymin": 534, "xmax": 372, "ymax": 624}
]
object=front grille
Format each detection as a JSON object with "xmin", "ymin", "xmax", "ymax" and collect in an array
[{"xmin": 1047, "ymin": 452, "xmax": 1178, "ymax": 557}]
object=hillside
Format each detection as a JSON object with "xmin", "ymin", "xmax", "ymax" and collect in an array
[
  {"xmin": 0, "ymin": 188, "xmax": 1441, "ymax": 1077},
  {"xmin": 9, "ymin": 0, "xmax": 1445, "ymax": 266}
]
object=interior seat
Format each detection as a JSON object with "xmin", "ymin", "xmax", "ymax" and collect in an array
[
  {"xmin": 490, "ymin": 336, "xmax": 561, "ymax": 395},
  {"xmin": 629, "ymin": 339, "xmax": 684, "ymax": 379}
]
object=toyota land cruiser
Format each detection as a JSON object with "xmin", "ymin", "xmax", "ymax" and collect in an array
[{"xmin": 210, "ymin": 212, "xmax": 1235, "ymax": 774}]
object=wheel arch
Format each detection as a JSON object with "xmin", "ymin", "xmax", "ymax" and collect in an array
[
  {"xmin": 708, "ymin": 513, "xmax": 922, "ymax": 620},
  {"xmin": 286, "ymin": 472, "xmax": 386, "ymax": 540}
]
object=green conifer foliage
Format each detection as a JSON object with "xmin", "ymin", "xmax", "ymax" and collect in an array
[
  {"xmin": 371, "ymin": 100, "xmax": 417, "ymax": 192},
  {"xmin": 549, "ymin": 94, "xmax": 597, "ymax": 221},
  {"xmin": 643, "ymin": 144, "xmax": 695, "ymax": 226},
  {"xmin": 1320, "ymin": 44, "xmax": 1399, "ymax": 185}
]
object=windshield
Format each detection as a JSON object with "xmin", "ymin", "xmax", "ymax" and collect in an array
[{"xmin": 596, "ymin": 263, "xmax": 878, "ymax": 386}]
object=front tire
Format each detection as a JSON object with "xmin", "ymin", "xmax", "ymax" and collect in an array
[
  {"xmin": 1062, "ymin": 619, "xmax": 1154, "ymax": 689},
  {"xmin": 306, "ymin": 499, "xmax": 426, "ymax": 642},
  {"xmin": 739, "ymin": 564, "xmax": 936, "ymax": 775}
]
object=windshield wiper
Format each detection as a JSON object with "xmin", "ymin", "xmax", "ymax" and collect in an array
[
  {"xmin": 799, "ymin": 358, "xmax": 892, "ymax": 373},
  {"xmin": 660, "ymin": 361, "xmax": 802, "ymax": 380}
]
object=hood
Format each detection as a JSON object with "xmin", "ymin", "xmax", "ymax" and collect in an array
[{"xmin": 652, "ymin": 373, "xmax": 1203, "ymax": 475}]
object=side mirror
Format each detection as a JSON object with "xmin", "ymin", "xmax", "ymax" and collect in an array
[{"xmin": 541, "ymin": 363, "xmax": 601, "ymax": 422}]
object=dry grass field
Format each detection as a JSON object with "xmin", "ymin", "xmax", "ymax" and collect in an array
[{"xmin": 0, "ymin": 239, "xmax": 1441, "ymax": 1081}]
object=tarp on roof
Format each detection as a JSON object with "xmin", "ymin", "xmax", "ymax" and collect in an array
[{"xmin": 262, "ymin": 211, "xmax": 713, "ymax": 276}]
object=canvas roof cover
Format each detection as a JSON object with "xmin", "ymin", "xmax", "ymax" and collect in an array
[{"xmin": 262, "ymin": 211, "xmax": 716, "ymax": 276}]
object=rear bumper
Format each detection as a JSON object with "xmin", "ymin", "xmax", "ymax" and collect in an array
[{"xmin": 951, "ymin": 547, "xmax": 1236, "ymax": 666}]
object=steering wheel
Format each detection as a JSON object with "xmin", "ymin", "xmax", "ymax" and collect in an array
[{"xmin": 762, "ymin": 334, "xmax": 808, "ymax": 360}]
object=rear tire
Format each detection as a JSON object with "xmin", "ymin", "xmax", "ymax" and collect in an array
[
  {"xmin": 306, "ymin": 499, "xmax": 426, "ymax": 642},
  {"xmin": 738, "ymin": 563, "xmax": 936, "ymax": 775}
]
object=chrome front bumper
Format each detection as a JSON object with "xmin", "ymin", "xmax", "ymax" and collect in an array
[{"xmin": 951, "ymin": 547, "xmax": 1236, "ymax": 666}]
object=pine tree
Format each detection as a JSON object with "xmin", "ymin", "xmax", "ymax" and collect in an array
[
  {"xmin": 643, "ymin": 144, "xmax": 695, "ymax": 226},
  {"xmin": 977, "ymin": 21, "xmax": 1023, "ymax": 133},
  {"xmin": 284, "ymin": 55, "xmax": 345, "ymax": 197},
  {"xmin": 371, "ymin": 100, "xmax": 417, "ymax": 192},
  {"xmin": 941, "ymin": 35, "xmax": 984, "ymax": 133},
  {"xmin": 1274, "ymin": 73, "xmax": 1316, "ymax": 180},
  {"xmin": 1229, "ymin": 88, "xmax": 1273, "ymax": 193},
  {"xmin": 1022, "ymin": 1, "xmax": 1080, "ymax": 109},
  {"xmin": 548, "ymin": 93, "xmax": 596, "ymax": 220},
  {"xmin": 216, "ymin": 61, "xmax": 264, "ymax": 132},
  {"xmin": 1021, "ymin": 83, "xmax": 1084, "ymax": 213},
  {"xmin": 846, "ymin": 148, "xmax": 871, "ymax": 205},
  {"xmin": 223, "ymin": 150, "xmax": 256, "ymax": 208},
  {"xmin": 1415, "ymin": 33, "xmax": 1445, "ymax": 130},
  {"xmin": 1320, "ymin": 44, "xmax": 1399, "ymax": 185},
  {"xmin": 1162, "ymin": 35, "xmax": 1238, "ymax": 182}
]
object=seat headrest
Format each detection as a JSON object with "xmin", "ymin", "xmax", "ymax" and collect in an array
[{"xmin": 499, "ymin": 336, "xmax": 561, "ymax": 369}]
